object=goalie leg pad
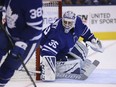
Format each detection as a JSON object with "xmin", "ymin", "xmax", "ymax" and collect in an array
[
  {"xmin": 41, "ymin": 56, "xmax": 56, "ymax": 81},
  {"xmin": 56, "ymin": 59, "xmax": 81, "ymax": 74},
  {"xmin": 69, "ymin": 41, "xmax": 88, "ymax": 61}
]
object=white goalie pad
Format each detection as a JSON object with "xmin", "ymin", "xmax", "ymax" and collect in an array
[
  {"xmin": 69, "ymin": 41, "xmax": 88, "ymax": 61},
  {"xmin": 56, "ymin": 59, "xmax": 81, "ymax": 74},
  {"xmin": 86, "ymin": 38, "xmax": 104, "ymax": 53},
  {"xmin": 41, "ymin": 56, "xmax": 56, "ymax": 81}
]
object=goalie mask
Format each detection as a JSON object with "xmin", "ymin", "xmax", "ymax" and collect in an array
[{"xmin": 62, "ymin": 11, "xmax": 76, "ymax": 33}]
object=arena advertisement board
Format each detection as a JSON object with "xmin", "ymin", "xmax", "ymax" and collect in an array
[
  {"xmin": 63, "ymin": 6, "xmax": 116, "ymax": 32},
  {"xmin": 43, "ymin": 6, "xmax": 116, "ymax": 39},
  {"xmin": 43, "ymin": 6, "xmax": 116, "ymax": 32},
  {"xmin": 43, "ymin": 7, "xmax": 58, "ymax": 29}
]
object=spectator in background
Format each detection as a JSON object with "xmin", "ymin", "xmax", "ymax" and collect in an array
[
  {"xmin": 63, "ymin": 0, "xmax": 72, "ymax": 5},
  {"xmin": 92, "ymin": 0, "xmax": 100, "ymax": 5},
  {"xmin": 84, "ymin": 0, "xmax": 112, "ymax": 5},
  {"xmin": 84, "ymin": 0, "xmax": 94, "ymax": 5},
  {"xmin": 72, "ymin": 0, "xmax": 85, "ymax": 5},
  {"xmin": 62, "ymin": 0, "xmax": 113, "ymax": 5},
  {"xmin": 111, "ymin": 0, "xmax": 116, "ymax": 5},
  {"xmin": 99, "ymin": 0, "xmax": 112, "ymax": 5}
]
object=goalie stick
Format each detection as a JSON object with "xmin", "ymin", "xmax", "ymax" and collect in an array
[
  {"xmin": 20, "ymin": 60, "xmax": 100, "ymax": 80},
  {"xmin": 0, "ymin": 23, "xmax": 37, "ymax": 87},
  {"xmin": 56, "ymin": 60, "xmax": 100, "ymax": 80}
]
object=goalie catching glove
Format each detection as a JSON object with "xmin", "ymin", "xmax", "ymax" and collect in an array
[{"xmin": 86, "ymin": 38, "xmax": 104, "ymax": 53}]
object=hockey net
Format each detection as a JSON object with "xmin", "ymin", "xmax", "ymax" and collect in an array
[{"xmin": 7, "ymin": 0, "xmax": 62, "ymax": 81}]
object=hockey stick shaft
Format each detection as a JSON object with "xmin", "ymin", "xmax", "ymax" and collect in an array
[
  {"xmin": 0, "ymin": 23, "xmax": 37, "ymax": 87},
  {"xmin": 17, "ymin": 55, "xmax": 37, "ymax": 87},
  {"xmin": 56, "ymin": 60, "xmax": 99, "ymax": 80}
]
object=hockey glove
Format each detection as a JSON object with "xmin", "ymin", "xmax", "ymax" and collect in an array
[
  {"xmin": 86, "ymin": 38, "xmax": 104, "ymax": 53},
  {"xmin": 11, "ymin": 41, "xmax": 27, "ymax": 58}
]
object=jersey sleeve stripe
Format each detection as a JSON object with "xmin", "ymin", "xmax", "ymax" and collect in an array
[
  {"xmin": 88, "ymin": 34, "xmax": 94, "ymax": 40},
  {"xmin": 27, "ymin": 20, "xmax": 43, "ymax": 30},
  {"xmin": 43, "ymin": 45, "xmax": 58, "ymax": 54},
  {"xmin": 81, "ymin": 27, "xmax": 89, "ymax": 36},
  {"xmin": 30, "ymin": 33, "xmax": 42, "ymax": 41},
  {"xmin": 42, "ymin": 48, "xmax": 49, "ymax": 52}
]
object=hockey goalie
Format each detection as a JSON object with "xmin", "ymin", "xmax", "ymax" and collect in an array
[{"xmin": 40, "ymin": 11, "xmax": 103, "ymax": 81}]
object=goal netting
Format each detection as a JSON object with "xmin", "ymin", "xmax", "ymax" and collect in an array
[{"xmin": 8, "ymin": 0, "xmax": 62, "ymax": 81}]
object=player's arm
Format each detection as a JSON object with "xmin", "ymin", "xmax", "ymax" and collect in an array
[
  {"xmin": 77, "ymin": 17, "xmax": 103, "ymax": 52},
  {"xmin": 82, "ymin": 28, "xmax": 103, "ymax": 52},
  {"xmin": 20, "ymin": 0, "xmax": 43, "ymax": 42},
  {"xmin": 9, "ymin": 0, "xmax": 43, "ymax": 60}
]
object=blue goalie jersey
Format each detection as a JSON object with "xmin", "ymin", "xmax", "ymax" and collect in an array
[
  {"xmin": 4, "ymin": 0, "xmax": 43, "ymax": 43},
  {"xmin": 40, "ymin": 16, "xmax": 95, "ymax": 61}
]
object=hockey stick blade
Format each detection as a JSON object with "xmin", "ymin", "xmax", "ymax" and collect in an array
[
  {"xmin": 56, "ymin": 73, "xmax": 87, "ymax": 80},
  {"xmin": 81, "ymin": 60, "xmax": 100, "ymax": 80}
]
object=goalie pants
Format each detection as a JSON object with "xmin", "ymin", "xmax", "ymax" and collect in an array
[{"xmin": 0, "ymin": 30, "xmax": 40, "ymax": 84}]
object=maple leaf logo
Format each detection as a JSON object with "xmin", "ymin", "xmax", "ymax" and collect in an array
[{"xmin": 6, "ymin": 5, "xmax": 18, "ymax": 29}]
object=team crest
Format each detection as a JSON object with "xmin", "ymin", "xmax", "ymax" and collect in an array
[{"xmin": 6, "ymin": 5, "xmax": 18, "ymax": 29}]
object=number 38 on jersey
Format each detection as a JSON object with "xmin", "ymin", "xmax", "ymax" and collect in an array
[{"xmin": 30, "ymin": 7, "xmax": 42, "ymax": 19}]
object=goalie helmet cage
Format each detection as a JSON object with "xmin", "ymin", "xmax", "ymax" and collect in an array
[{"xmin": 36, "ymin": 0, "xmax": 62, "ymax": 80}]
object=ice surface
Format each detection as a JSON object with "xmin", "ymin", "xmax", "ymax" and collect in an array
[{"xmin": 4, "ymin": 40, "xmax": 116, "ymax": 87}]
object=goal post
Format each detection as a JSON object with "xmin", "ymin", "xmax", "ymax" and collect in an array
[{"xmin": 36, "ymin": 0, "xmax": 62, "ymax": 80}]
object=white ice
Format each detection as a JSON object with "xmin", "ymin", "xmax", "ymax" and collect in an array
[{"xmin": 5, "ymin": 40, "xmax": 116, "ymax": 87}]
